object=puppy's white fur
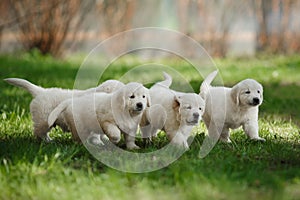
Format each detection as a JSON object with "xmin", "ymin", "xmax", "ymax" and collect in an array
[
  {"xmin": 48, "ymin": 82, "xmax": 150, "ymax": 150},
  {"xmin": 4, "ymin": 78, "xmax": 124, "ymax": 141},
  {"xmin": 140, "ymin": 73, "xmax": 205, "ymax": 149},
  {"xmin": 200, "ymin": 71, "xmax": 265, "ymax": 142}
]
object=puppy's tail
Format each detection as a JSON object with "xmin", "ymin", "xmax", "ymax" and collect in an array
[
  {"xmin": 199, "ymin": 70, "xmax": 218, "ymax": 99},
  {"xmin": 48, "ymin": 99, "xmax": 70, "ymax": 128},
  {"xmin": 4, "ymin": 78, "xmax": 45, "ymax": 97},
  {"xmin": 158, "ymin": 72, "xmax": 172, "ymax": 88}
]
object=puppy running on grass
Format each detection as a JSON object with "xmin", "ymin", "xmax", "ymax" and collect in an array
[
  {"xmin": 4, "ymin": 78, "xmax": 124, "ymax": 142},
  {"xmin": 48, "ymin": 82, "xmax": 150, "ymax": 150},
  {"xmin": 200, "ymin": 71, "xmax": 265, "ymax": 143},
  {"xmin": 140, "ymin": 72, "xmax": 205, "ymax": 149}
]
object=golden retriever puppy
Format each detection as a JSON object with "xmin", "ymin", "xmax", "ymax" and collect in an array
[
  {"xmin": 48, "ymin": 82, "xmax": 150, "ymax": 150},
  {"xmin": 4, "ymin": 78, "xmax": 124, "ymax": 142},
  {"xmin": 200, "ymin": 71, "xmax": 265, "ymax": 142},
  {"xmin": 140, "ymin": 73, "xmax": 205, "ymax": 149}
]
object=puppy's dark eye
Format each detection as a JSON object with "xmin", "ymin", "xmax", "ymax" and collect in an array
[
  {"xmin": 199, "ymin": 107, "xmax": 202, "ymax": 111},
  {"xmin": 245, "ymin": 91, "xmax": 251, "ymax": 94},
  {"xmin": 257, "ymin": 90, "xmax": 260, "ymax": 94},
  {"xmin": 129, "ymin": 95, "xmax": 135, "ymax": 99},
  {"xmin": 142, "ymin": 95, "xmax": 145, "ymax": 98},
  {"xmin": 186, "ymin": 106, "xmax": 192, "ymax": 109}
]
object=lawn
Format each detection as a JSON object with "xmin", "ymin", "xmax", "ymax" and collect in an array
[{"xmin": 0, "ymin": 52, "xmax": 299, "ymax": 200}]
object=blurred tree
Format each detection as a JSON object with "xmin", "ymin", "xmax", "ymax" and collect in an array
[
  {"xmin": 0, "ymin": 0, "xmax": 11, "ymax": 47},
  {"xmin": 252, "ymin": 0, "xmax": 300, "ymax": 54},
  {"xmin": 96, "ymin": 0, "xmax": 136, "ymax": 36},
  {"xmin": 177, "ymin": 0, "xmax": 245, "ymax": 57},
  {"xmin": 95, "ymin": 0, "xmax": 136, "ymax": 53},
  {"xmin": 177, "ymin": 0, "xmax": 190, "ymax": 34},
  {"xmin": 7, "ymin": 0, "xmax": 95, "ymax": 57},
  {"xmin": 199, "ymin": 0, "xmax": 245, "ymax": 57}
]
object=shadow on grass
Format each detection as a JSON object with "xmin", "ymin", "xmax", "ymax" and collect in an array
[
  {"xmin": 0, "ymin": 135, "xmax": 106, "ymax": 172},
  {"xmin": 0, "ymin": 126, "xmax": 299, "ymax": 195},
  {"xmin": 139, "ymin": 133, "xmax": 300, "ymax": 192}
]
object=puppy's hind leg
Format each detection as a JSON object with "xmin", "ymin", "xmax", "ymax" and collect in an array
[
  {"xmin": 33, "ymin": 123, "xmax": 52, "ymax": 142},
  {"xmin": 139, "ymin": 112, "xmax": 153, "ymax": 142},
  {"xmin": 140, "ymin": 125, "xmax": 155, "ymax": 146},
  {"xmin": 31, "ymin": 101, "xmax": 52, "ymax": 142},
  {"xmin": 219, "ymin": 129, "xmax": 231, "ymax": 143}
]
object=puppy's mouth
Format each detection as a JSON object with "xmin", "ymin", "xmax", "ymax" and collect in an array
[
  {"xmin": 135, "ymin": 107, "xmax": 143, "ymax": 111},
  {"xmin": 131, "ymin": 108, "xmax": 143, "ymax": 114},
  {"xmin": 131, "ymin": 106, "xmax": 144, "ymax": 115},
  {"xmin": 185, "ymin": 113, "xmax": 201, "ymax": 125},
  {"xmin": 186, "ymin": 119, "xmax": 199, "ymax": 125}
]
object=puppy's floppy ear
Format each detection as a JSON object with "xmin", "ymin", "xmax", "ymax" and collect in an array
[
  {"xmin": 172, "ymin": 95, "xmax": 181, "ymax": 110},
  {"xmin": 112, "ymin": 86, "xmax": 136, "ymax": 134},
  {"xmin": 146, "ymin": 89, "xmax": 151, "ymax": 107},
  {"xmin": 258, "ymin": 83, "xmax": 263, "ymax": 97},
  {"xmin": 112, "ymin": 88, "xmax": 126, "ymax": 111},
  {"xmin": 231, "ymin": 84, "xmax": 240, "ymax": 105}
]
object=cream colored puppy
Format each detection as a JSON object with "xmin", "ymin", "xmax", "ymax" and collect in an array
[
  {"xmin": 48, "ymin": 82, "xmax": 150, "ymax": 150},
  {"xmin": 4, "ymin": 78, "xmax": 124, "ymax": 142},
  {"xmin": 140, "ymin": 73, "xmax": 205, "ymax": 149},
  {"xmin": 200, "ymin": 71, "xmax": 265, "ymax": 142}
]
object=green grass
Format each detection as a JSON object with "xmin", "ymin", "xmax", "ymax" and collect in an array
[{"xmin": 0, "ymin": 53, "xmax": 300, "ymax": 200}]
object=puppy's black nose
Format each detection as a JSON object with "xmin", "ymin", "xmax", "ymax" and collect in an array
[
  {"xmin": 193, "ymin": 112, "xmax": 199, "ymax": 119},
  {"xmin": 136, "ymin": 102, "xmax": 143, "ymax": 110},
  {"xmin": 253, "ymin": 97, "xmax": 260, "ymax": 105}
]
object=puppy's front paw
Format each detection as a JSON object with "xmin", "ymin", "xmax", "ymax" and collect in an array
[
  {"xmin": 251, "ymin": 137, "xmax": 266, "ymax": 142},
  {"xmin": 170, "ymin": 141, "xmax": 190, "ymax": 150},
  {"xmin": 219, "ymin": 137, "xmax": 232, "ymax": 143},
  {"xmin": 171, "ymin": 135, "xmax": 190, "ymax": 150},
  {"xmin": 126, "ymin": 143, "xmax": 141, "ymax": 150},
  {"xmin": 108, "ymin": 134, "xmax": 121, "ymax": 144},
  {"xmin": 101, "ymin": 134, "xmax": 110, "ymax": 142},
  {"xmin": 43, "ymin": 136, "xmax": 53, "ymax": 143},
  {"xmin": 143, "ymin": 137, "xmax": 153, "ymax": 147},
  {"xmin": 87, "ymin": 134, "xmax": 105, "ymax": 146}
]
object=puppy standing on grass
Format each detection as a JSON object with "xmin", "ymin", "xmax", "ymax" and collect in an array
[
  {"xmin": 140, "ymin": 72, "xmax": 205, "ymax": 149},
  {"xmin": 200, "ymin": 71, "xmax": 265, "ymax": 142},
  {"xmin": 48, "ymin": 82, "xmax": 150, "ymax": 150},
  {"xmin": 4, "ymin": 78, "xmax": 124, "ymax": 142}
]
